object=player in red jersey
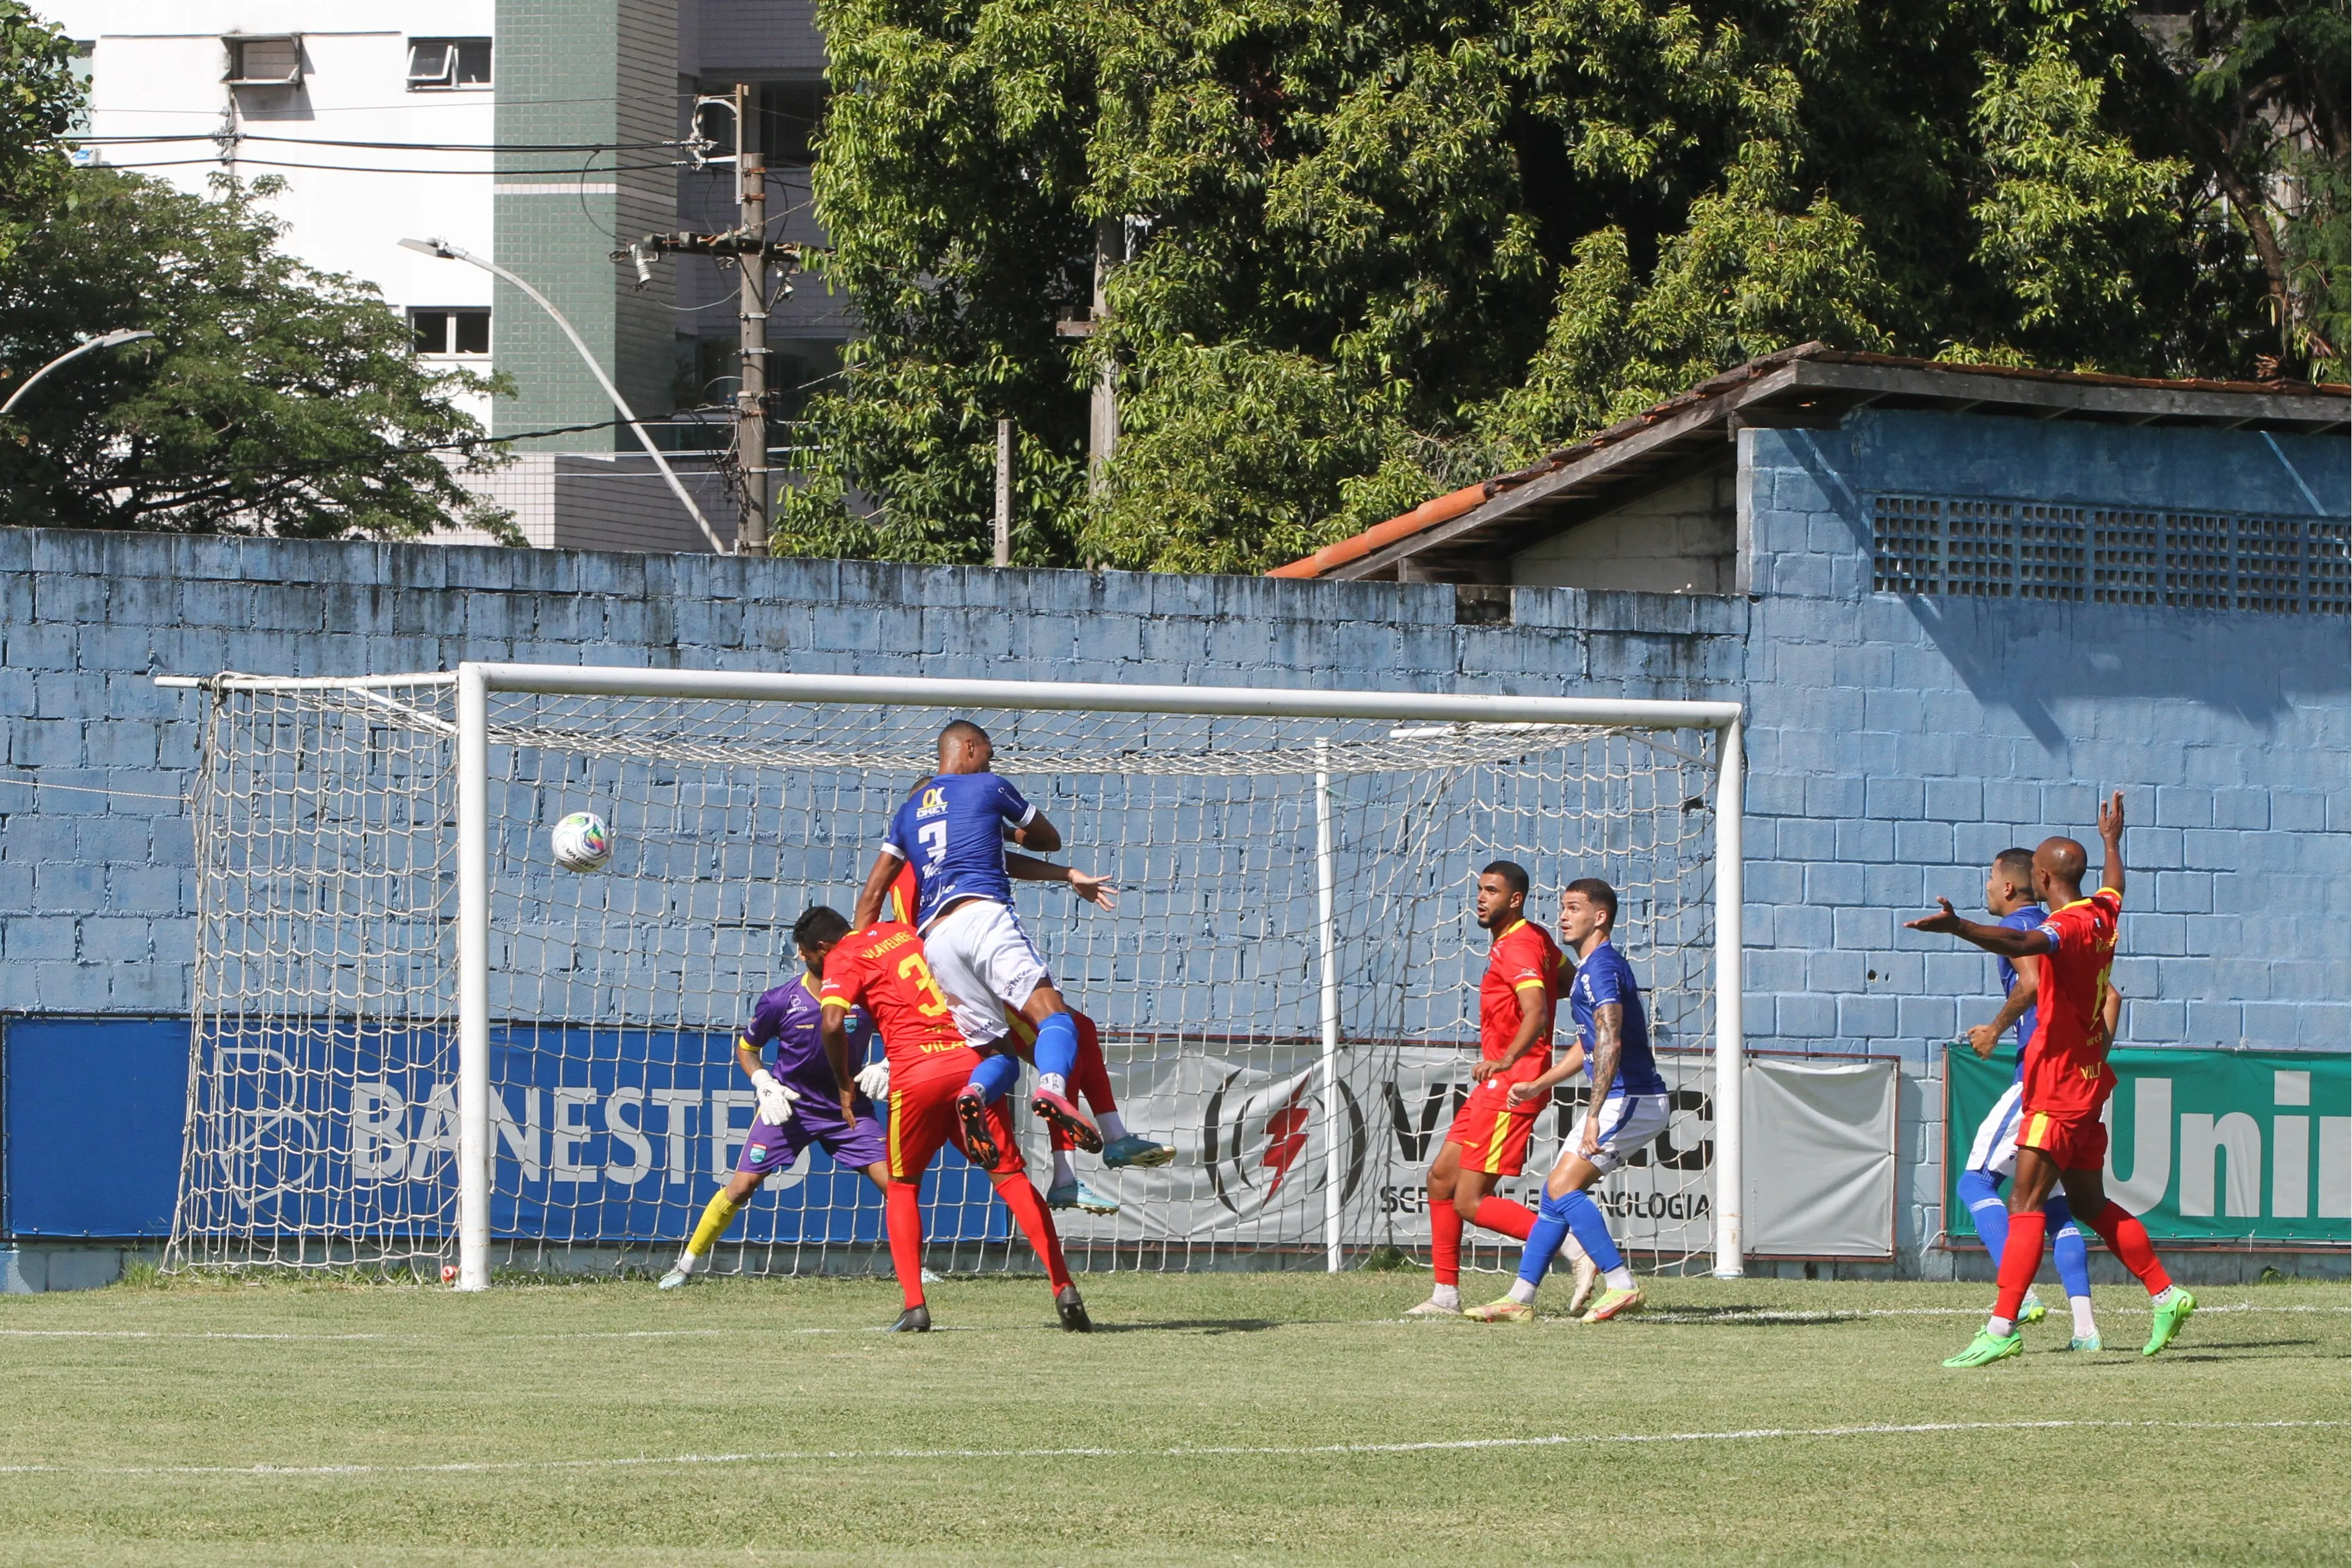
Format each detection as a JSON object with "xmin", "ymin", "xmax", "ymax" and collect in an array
[
  {"xmin": 819, "ymin": 916, "xmax": 1090, "ymax": 1333},
  {"xmin": 1403, "ymin": 861, "xmax": 1569, "ymax": 1318},
  {"xmin": 884, "ymin": 861, "xmax": 1173, "ymax": 1212},
  {"xmin": 1908, "ymin": 791, "xmax": 2195, "ymax": 1364}
]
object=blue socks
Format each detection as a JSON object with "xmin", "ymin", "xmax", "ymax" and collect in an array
[
  {"xmin": 1961, "ymin": 1168, "xmax": 2089, "ymax": 1299},
  {"xmin": 1518, "ymin": 1188, "xmax": 1622, "ymax": 1287},
  {"xmin": 1033, "ymin": 1011, "xmax": 1079, "ymax": 1084},
  {"xmin": 965, "ymin": 1052, "xmax": 1019, "ymax": 1106}
]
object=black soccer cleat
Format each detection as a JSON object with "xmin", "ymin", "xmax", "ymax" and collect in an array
[
  {"xmin": 889, "ymin": 1304, "xmax": 932, "ymax": 1333},
  {"xmin": 955, "ymin": 1087, "xmax": 1002, "ymax": 1169},
  {"xmin": 1055, "ymin": 1285, "xmax": 1092, "ymax": 1333}
]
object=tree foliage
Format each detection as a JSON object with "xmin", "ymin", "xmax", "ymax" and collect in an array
[
  {"xmin": 0, "ymin": 170, "xmax": 511, "ymax": 538},
  {"xmin": 777, "ymin": 0, "xmax": 2343, "ymax": 573},
  {"xmin": 0, "ymin": 0, "xmax": 80, "ymax": 265}
]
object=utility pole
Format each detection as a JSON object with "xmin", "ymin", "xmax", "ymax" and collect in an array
[
  {"xmin": 994, "ymin": 418, "xmax": 1013, "ymax": 567},
  {"xmin": 1087, "ymin": 216, "xmax": 1120, "ymax": 496},
  {"xmin": 632, "ymin": 86, "xmax": 797, "ymax": 554},
  {"xmin": 734, "ymin": 83, "xmax": 769, "ymax": 554}
]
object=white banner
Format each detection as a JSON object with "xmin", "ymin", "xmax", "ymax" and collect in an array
[{"xmin": 1051, "ymin": 1043, "xmax": 1895, "ymax": 1261}]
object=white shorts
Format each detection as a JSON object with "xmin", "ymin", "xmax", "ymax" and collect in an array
[
  {"xmin": 921, "ymin": 898, "xmax": 1053, "ymax": 1049},
  {"xmin": 1965, "ymin": 1082, "xmax": 2026, "ymax": 1181},
  {"xmin": 1564, "ymin": 1093, "xmax": 1673, "ymax": 1177}
]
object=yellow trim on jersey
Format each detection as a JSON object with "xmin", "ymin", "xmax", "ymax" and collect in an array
[
  {"xmin": 1511, "ymin": 977, "xmax": 1549, "ymax": 993},
  {"xmin": 1494, "ymin": 918, "xmax": 1527, "ymax": 940},
  {"xmin": 2024, "ymin": 1113, "xmax": 2051, "ymax": 1150}
]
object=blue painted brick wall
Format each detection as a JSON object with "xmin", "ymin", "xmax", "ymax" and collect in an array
[{"xmin": 1, "ymin": 405, "xmax": 2343, "ymax": 1271}]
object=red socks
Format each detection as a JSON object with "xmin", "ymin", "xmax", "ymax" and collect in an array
[
  {"xmin": 992, "ymin": 1173, "xmax": 1075, "ymax": 1294},
  {"xmin": 1473, "ymin": 1196, "xmax": 1536, "ymax": 1242},
  {"xmin": 885, "ymin": 1181, "xmax": 926, "ymax": 1309},
  {"xmin": 1992, "ymin": 1208, "xmax": 2045, "ymax": 1322},
  {"xmin": 2083, "ymin": 1199, "xmax": 2173, "ymax": 1295},
  {"xmin": 1431, "ymin": 1199, "xmax": 1463, "ymax": 1286},
  {"xmin": 1048, "ymin": 1014, "xmax": 1120, "ymax": 1152}
]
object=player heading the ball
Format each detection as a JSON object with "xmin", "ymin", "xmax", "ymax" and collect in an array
[
  {"xmin": 1909, "ymin": 792, "xmax": 2195, "ymax": 1366},
  {"xmin": 852, "ymin": 719, "xmax": 1116, "ymax": 1156}
]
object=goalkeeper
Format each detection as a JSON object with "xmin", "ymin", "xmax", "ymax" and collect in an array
[{"xmin": 659, "ymin": 906, "xmax": 889, "ymax": 1290}]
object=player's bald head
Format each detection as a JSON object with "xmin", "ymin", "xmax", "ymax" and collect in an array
[{"xmin": 2035, "ymin": 835, "xmax": 2087, "ymax": 885}]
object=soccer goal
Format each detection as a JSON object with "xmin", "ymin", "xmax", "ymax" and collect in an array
[{"xmin": 162, "ymin": 664, "xmax": 1744, "ymax": 1288}]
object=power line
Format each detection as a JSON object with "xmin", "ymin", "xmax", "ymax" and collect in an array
[
  {"xmin": 95, "ymin": 155, "xmax": 687, "ymax": 176},
  {"xmin": 77, "ymin": 133, "xmax": 686, "ymax": 153}
]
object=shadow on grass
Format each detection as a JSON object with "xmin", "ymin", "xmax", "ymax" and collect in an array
[{"xmin": 1089, "ymin": 1318, "xmax": 1290, "ymax": 1336}]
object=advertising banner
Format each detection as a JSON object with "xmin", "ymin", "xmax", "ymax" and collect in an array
[{"xmin": 1945, "ymin": 1045, "xmax": 2352, "ymax": 1246}]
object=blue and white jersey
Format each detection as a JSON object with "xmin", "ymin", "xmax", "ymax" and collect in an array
[
  {"xmin": 1568, "ymin": 940, "xmax": 1666, "ymax": 1098},
  {"xmin": 1995, "ymin": 904, "xmax": 2046, "ymax": 1082},
  {"xmin": 881, "ymin": 771, "xmax": 1039, "ymax": 930}
]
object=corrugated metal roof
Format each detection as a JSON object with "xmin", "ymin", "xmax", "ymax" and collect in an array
[{"xmin": 1270, "ymin": 343, "xmax": 2350, "ymax": 582}]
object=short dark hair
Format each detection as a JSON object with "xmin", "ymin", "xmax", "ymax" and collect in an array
[
  {"xmin": 791, "ymin": 906, "xmax": 850, "ymax": 952},
  {"xmin": 1993, "ymin": 847, "xmax": 2035, "ymax": 883},
  {"xmin": 939, "ymin": 718, "xmax": 989, "ymax": 751},
  {"xmin": 1565, "ymin": 877, "xmax": 1617, "ymax": 928},
  {"xmin": 1481, "ymin": 859, "xmax": 1530, "ymax": 898}
]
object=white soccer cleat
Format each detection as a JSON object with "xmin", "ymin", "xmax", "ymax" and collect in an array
[
  {"xmin": 658, "ymin": 1265, "xmax": 693, "ymax": 1291},
  {"xmin": 1564, "ymin": 1251, "xmax": 1601, "ymax": 1316},
  {"xmin": 1403, "ymin": 1296, "xmax": 1462, "ymax": 1318}
]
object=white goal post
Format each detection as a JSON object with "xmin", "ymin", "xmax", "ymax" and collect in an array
[{"xmin": 163, "ymin": 662, "xmax": 1745, "ymax": 1290}]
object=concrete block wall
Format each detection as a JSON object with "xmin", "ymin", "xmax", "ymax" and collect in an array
[{"xmin": 1739, "ymin": 411, "xmax": 2351, "ymax": 1259}]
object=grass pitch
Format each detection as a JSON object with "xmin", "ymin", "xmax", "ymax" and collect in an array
[{"xmin": 0, "ymin": 1270, "xmax": 2342, "ymax": 1566}]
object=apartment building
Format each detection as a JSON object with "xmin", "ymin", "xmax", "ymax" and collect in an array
[{"xmin": 43, "ymin": 0, "xmax": 844, "ymax": 549}]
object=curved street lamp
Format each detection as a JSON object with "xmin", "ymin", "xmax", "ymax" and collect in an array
[
  {"xmin": 0, "ymin": 329, "xmax": 157, "ymax": 418},
  {"xmin": 399, "ymin": 237, "xmax": 725, "ymax": 553}
]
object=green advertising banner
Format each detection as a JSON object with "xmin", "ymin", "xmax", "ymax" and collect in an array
[{"xmin": 1947, "ymin": 1046, "xmax": 2351, "ymax": 1246}]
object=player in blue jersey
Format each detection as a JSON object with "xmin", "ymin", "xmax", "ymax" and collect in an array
[
  {"xmin": 1956, "ymin": 848, "xmax": 2105, "ymax": 1349},
  {"xmin": 852, "ymin": 720, "xmax": 1124, "ymax": 1160},
  {"xmin": 1465, "ymin": 878, "xmax": 1668, "ymax": 1324},
  {"xmin": 659, "ymin": 906, "xmax": 889, "ymax": 1289}
]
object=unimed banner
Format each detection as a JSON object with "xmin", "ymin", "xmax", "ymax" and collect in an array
[{"xmin": 1945, "ymin": 1045, "xmax": 2352, "ymax": 1246}]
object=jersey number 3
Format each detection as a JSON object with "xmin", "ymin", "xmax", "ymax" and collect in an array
[
  {"xmin": 916, "ymin": 820, "xmax": 947, "ymax": 867},
  {"xmin": 897, "ymin": 952, "xmax": 952, "ymax": 1018}
]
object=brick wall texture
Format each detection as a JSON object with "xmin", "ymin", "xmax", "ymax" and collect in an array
[{"xmin": 1, "ymin": 408, "xmax": 2343, "ymax": 1266}]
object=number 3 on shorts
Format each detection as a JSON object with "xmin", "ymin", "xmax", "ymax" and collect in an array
[{"xmin": 898, "ymin": 952, "xmax": 952, "ymax": 1017}]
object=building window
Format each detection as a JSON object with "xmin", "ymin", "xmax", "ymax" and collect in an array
[
  {"xmin": 411, "ymin": 309, "xmax": 490, "ymax": 357},
  {"xmin": 225, "ymin": 35, "xmax": 302, "ymax": 86},
  {"xmin": 408, "ymin": 38, "xmax": 492, "ymax": 91},
  {"xmin": 1869, "ymin": 492, "xmax": 2350, "ymax": 615}
]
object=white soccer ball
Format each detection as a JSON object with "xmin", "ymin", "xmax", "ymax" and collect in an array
[{"xmin": 551, "ymin": 810, "xmax": 614, "ymax": 873}]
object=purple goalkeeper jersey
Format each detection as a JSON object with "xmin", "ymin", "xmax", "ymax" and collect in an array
[{"xmin": 740, "ymin": 973, "xmax": 873, "ymax": 1102}]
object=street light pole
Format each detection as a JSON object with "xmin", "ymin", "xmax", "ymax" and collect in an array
[
  {"xmin": 399, "ymin": 237, "xmax": 726, "ymax": 554},
  {"xmin": 0, "ymin": 329, "xmax": 156, "ymax": 418}
]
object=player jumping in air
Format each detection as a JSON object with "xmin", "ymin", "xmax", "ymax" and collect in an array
[
  {"xmin": 819, "ymin": 912, "xmax": 1088, "ymax": 1333},
  {"xmin": 1466, "ymin": 877, "xmax": 1669, "ymax": 1324},
  {"xmin": 1403, "ymin": 861, "xmax": 1566, "ymax": 1319},
  {"xmin": 852, "ymin": 721, "xmax": 1120, "ymax": 1160},
  {"xmin": 1956, "ymin": 847, "xmax": 2105, "ymax": 1350},
  {"xmin": 881, "ymin": 861, "xmax": 1174, "ymax": 1212},
  {"xmin": 1910, "ymin": 793, "xmax": 2195, "ymax": 1366},
  {"xmin": 659, "ymin": 906, "xmax": 886, "ymax": 1290}
]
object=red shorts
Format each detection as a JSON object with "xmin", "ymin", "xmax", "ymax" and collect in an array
[
  {"xmin": 2017, "ymin": 1106, "xmax": 2109, "ymax": 1171},
  {"xmin": 1445, "ymin": 1094, "xmax": 1540, "ymax": 1177},
  {"xmin": 885, "ymin": 1070, "xmax": 1023, "ymax": 1182}
]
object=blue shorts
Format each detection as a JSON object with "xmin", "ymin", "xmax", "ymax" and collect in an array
[{"xmin": 737, "ymin": 1100, "xmax": 887, "ymax": 1178}]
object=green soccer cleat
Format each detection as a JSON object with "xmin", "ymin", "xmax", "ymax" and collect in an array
[
  {"xmin": 1581, "ymin": 1286, "xmax": 1645, "ymax": 1323},
  {"xmin": 2068, "ymin": 1333, "xmax": 2103, "ymax": 1352},
  {"xmin": 2142, "ymin": 1288, "xmax": 2195, "ymax": 1357},
  {"xmin": 657, "ymin": 1265, "xmax": 693, "ymax": 1291},
  {"xmin": 2017, "ymin": 1291, "xmax": 2047, "ymax": 1326},
  {"xmin": 1101, "ymin": 1133, "xmax": 1175, "ymax": 1169},
  {"xmin": 1943, "ymin": 1329, "xmax": 2024, "ymax": 1367},
  {"xmin": 1462, "ymin": 1298, "xmax": 1534, "ymax": 1324},
  {"xmin": 1047, "ymin": 1178, "xmax": 1119, "ymax": 1214}
]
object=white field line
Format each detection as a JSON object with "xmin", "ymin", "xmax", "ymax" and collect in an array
[
  {"xmin": 0, "ymin": 1419, "xmax": 2337, "ymax": 1481},
  {"xmin": 0, "ymin": 1300, "xmax": 2343, "ymax": 1343}
]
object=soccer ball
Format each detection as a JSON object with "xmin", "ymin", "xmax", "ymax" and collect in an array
[{"xmin": 551, "ymin": 811, "xmax": 613, "ymax": 873}]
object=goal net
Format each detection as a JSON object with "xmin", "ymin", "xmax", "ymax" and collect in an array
[{"xmin": 168, "ymin": 669, "xmax": 1737, "ymax": 1284}]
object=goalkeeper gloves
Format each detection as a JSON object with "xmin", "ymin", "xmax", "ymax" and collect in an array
[
  {"xmin": 749, "ymin": 1068, "xmax": 799, "ymax": 1127},
  {"xmin": 855, "ymin": 1059, "xmax": 891, "ymax": 1099}
]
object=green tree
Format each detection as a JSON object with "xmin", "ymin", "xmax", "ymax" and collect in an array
[
  {"xmin": 0, "ymin": 0, "xmax": 81, "ymax": 264},
  {"xmin": 0, "ymin": 170, "xmax": 512, "ymax": 538},
  {"xmin": 782, "ymin": 0, "xmax": 2322, "ymax": 574}
]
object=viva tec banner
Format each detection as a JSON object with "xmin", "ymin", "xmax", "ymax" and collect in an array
[{"xmin": 1945, "ymin": 1045, "xmax": 2351, "ymax": 1246}]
